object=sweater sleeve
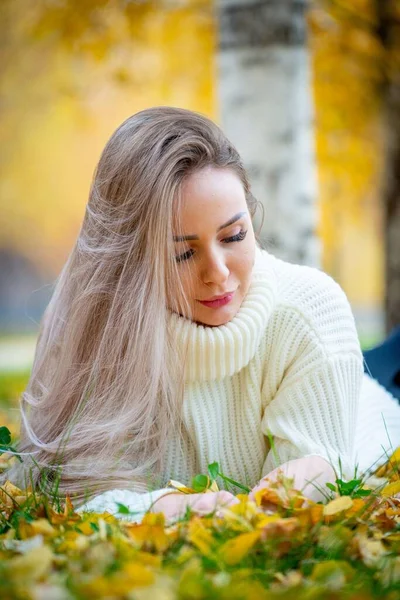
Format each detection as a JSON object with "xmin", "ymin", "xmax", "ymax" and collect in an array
[
  {"xmin": 260, "ymin": 266, "xmax": 364, "ymax": 480},
  {"xmin": 75, "ymin": 488, "xmax": 174, "ymax": 523}
]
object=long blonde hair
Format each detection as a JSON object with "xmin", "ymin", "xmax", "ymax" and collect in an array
[{"xmin": 3, "ymin": 107, "xmax": 258, "ymax": 503}]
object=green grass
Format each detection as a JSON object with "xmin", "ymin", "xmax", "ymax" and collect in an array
[{"xmin": 0, "ymin": 371, "xmax": 30, "ymax": 409}]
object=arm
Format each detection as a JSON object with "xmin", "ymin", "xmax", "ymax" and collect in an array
[
  {"xmin": 260, "ymin": 269, "xmax": 364, "ymax": 487},
  {"xmin": 261, "ymin": 352, "xmax": 362, "ymax": 480},
  {"xmin": 75, "ymin": 487, "xmax": 174, "ymax": 522},
  {"xmin": 76, "ymin": 487, "xmax": 239, "ymax": 524}
]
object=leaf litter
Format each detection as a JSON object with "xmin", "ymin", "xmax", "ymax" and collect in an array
[{"xmin": 0, "ymin": 429, "xmax": 400, "ymax": 599}]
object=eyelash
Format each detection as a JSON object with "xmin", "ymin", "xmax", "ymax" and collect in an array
[{"xmin": 175, "ymin": 229, "xmax": 248, "ymax": 263}]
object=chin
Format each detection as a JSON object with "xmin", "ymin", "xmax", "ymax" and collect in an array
[{"xmin": 196, "ymin": 304, "xmax": 239, "ymax": 327}]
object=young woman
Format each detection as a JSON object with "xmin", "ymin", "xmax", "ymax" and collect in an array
[{"xmin": 3, "ymin": 107, "xmax": 400, "ymax": 522}]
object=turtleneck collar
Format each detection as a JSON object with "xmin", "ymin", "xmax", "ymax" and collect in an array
[{"xmin": 167, "ymin": 247, "xmax": 277, "ymax": 382}]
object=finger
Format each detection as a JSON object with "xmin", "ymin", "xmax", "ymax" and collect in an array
[
  {"xmin": 215, "ymin": 491, "xmax": 233, "ymax": 503},
  {"xmin": 190, "ymin": 493, "xmax": 228, "ymax": 514},
  {"xmin": 192, "ymin": 495, "xmax": 219, "ymax": 513},
  {"xmin": 218, "ymin": 496, "xmax": 240, "ymax": 507}
]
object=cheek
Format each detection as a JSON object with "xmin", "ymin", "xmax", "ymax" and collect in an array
[
  {"xmin": 167, "ymin": 265, "xmax": 197, "ymax": 309},
  {"xmin": 236, "ymin": 246, "xmax": 255, "ymax": 282}
]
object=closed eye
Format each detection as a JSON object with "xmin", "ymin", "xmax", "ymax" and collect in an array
[
  {"xmin": 175, "ymin": 230, "xmax": 248, "ymax": 263},
  {"xmin": 222, "ymin": 229, "xmax": 247, "ymax": 243},
  {"xmin": 176, "ymin": 249, "xmax": 195, "ymax": 263}
]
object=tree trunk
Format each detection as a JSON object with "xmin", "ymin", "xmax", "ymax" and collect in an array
[
  {"xmin": 217, "ymin": 0, "xmax": 320, "ymax": 267},
  {"xmin": 375, "ymin": 0, "xmax": 400, "ymax": 332},
  {"xmin": 384, "ymin": 81, "xmax": 400, "ymax": 333}
]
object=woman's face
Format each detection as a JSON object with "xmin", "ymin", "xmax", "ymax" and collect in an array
[{"xmin": 169, "ymin": 166, "xmax": 256, "ymax": 326}]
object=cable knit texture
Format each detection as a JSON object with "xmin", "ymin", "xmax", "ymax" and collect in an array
[{"xmin": 77, "ymin": 247, "xmax": 400, "ymax": 522}]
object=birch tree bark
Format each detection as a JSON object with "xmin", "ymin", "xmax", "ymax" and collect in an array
[{"xmin": 218, "ymin": 0, "xmax": 320, "ymax": 267}]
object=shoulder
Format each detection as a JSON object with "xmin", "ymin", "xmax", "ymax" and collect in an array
[
  {"xmin": 256, "ymin": 246, "xmax": 350, "ymax": 313},
  {"xmin": 256, "ymin": 247, "xmax": 361, "ymax": 358}
]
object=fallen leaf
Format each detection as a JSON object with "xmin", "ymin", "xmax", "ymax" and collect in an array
[
  {"xmin": 344, "ymin": 498, "xmax": 366, "ymax": 517},
  {"xmin": 219, "ymin": 531, "xmax": 261, "ymax": 565},
  {"xmin": 260, "ymin": 517, "xmax": 300, "ymax": 539},
  {"xmin": 167, "ymin": 480, "xmax": 196, "ymax": 494},
  {"xmin": 323, "ymin": 496, "xmax": 353, "ymax": 516},
  {"xmin": 375, "ymin": 447, "xmax": 400, "ymax": 478},
  {"xmin": 125, "ymin": 513, "xmax": 171, "ymax": 553},
  {"xmin": 4, "ymin": 545, "xmax": 53, "ymax": 582},
  {"xmin": 381, "ymin": 480, "xmax": 400, "ymax": 497},
  {"xmin": 18, "ymin": 518, "xmax": 56, "ymax": 539},
  {"xmin": 77, "ymin": 563, "xmax": 154, "ymax": 597},
  {"xmin": 311, "ymin": 560, "xmax": 354, "ymax": 589},
  {"xmin": 2, "ymin": 534, "xmax": 44, "ymax": 554},
  {"xmin": 357, "ymin": 534, "xmax": 387, "ymax": 567},
  {"xmin": 187, "ymin": 518, "xmax": 215, "ymax": 556}
]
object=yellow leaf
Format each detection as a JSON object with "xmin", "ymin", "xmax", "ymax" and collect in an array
[
  {"xmin": 174, "ymin": 546, "xmax": 196, "ymax": 566},
  {"xmin": 295, "ymin": 503, "xmax": 325, "ymax": 527},
  {"xmin": 387, "ymin": 447, "xmax": 400, "ymax": 466},
  {"xmin": 260, "ymin": 517, "xmax": 300, "ymax": 539},
  {"xmin": 323, "ymin": 496, "xmax": 353, "ymax": 516},
  {"xmin": 209, "ymin": 480, "xmax": 219, "ymax": 492},
  {"xmin": 310, "ymin": 504, "xmax": 324, "ymax": 525},
  {"xmin": 187, "ymin": 519, "xmax": 214, "ymax": 556},
  {"xmin": 167, "ymin": 480, "xmax": 196, "ymax": 494},
  {"xmin": 381, "ymin": 480, "xmax": 400, "ymax": 497},
  {"xmin": 0, "ymin": 480, "xmax": 24, "ymax": 497},
  {"xmin": 47, "ymin": 503, "xmax": 82, "ymax": 526},
  {"xmin": 254, "ymin": 487, "xmax": 281, "ymax": 508},
  {"xmin": 78, "ymin": 562, "xmax": 154, "ymax": 596},
  {"xmin": 375, "ymin": 447, "xmax": 400, "ymax": 478},
  {"xmin": 219, "ymin": 531, "xmax": 261, "ymax": 566},
  {"xmin": 253, "ymin": 477, "xmax": 306, "ymax": 510},
  {"xmin": 18, "ymin": 518, "xmax": 56, "ymax": 539},
  {"xmin": 136, "ymin": 551, "xmax": 162, "ymax": 568},
  {"xmin": 141, "ymin": 512, "xmax": 165, "ymax": 526},
  {"xmin": 386, "ymin": 507, "xmax": 400, "ymax": 518},
  {"xmin": 345, "ymin": 498, "xmax": 367, "ymax": 517},
  {"xmin": 75, "ymin": 520, "xmax": 96, "ymax": 536},
  {"xmin": 5, "ymin": 545, "xmax": 53, "ymax": 582},
  {"xmin": 311, "ymin": 560, "xmax": 355, "ymax": 585},
  {"xmin": 224, "ymin": 494, "xmax": 258, "ymax": 524},
  {"xmin": 57, "ymin": 530, "xmax": 89, "ymax": 553},
  {"xmin": 125, "ymin": 514, "xmax": 171, "ymax": 553},
  {"xmin": 122, "ymin": 562, "xmax": 155, "ymax": 586},
  {"xmin": 0, "ymin": 481, "xmax": 26, "ymax": 508},
  {"xmin": 255, "ymin": 514, "xmax": 281, "ymax": 529}
]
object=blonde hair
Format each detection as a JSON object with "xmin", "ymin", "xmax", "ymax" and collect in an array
[{"xmin": 3, "ymin": 106, "xmax": 258, "ymax": 503}]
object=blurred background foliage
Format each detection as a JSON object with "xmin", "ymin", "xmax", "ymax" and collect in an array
[
  {"xmin": 311, "ymin": 0, "xmax": 400, "ymax": 342},
  {"xmin": 0, "ymin": 0, "xmax": 399, "ymax": 408}
]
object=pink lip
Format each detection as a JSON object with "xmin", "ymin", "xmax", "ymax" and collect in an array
[{"xmin": 198, "ymin": 292, "xmax": 235, "ymax": 309}]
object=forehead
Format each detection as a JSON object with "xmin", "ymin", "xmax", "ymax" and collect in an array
[{"xmin": 175, "ymin": 167, "xmax": 247, "ymax": 232}]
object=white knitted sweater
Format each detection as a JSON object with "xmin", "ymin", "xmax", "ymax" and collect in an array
[{"xmin": 77, "ymin": 247, "xmax": 400, "ymax": 521}]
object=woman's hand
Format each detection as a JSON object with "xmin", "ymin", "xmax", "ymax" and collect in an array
[
  {"xmin": 149, "ymin": 490, "xmax": 239, "ymax": 522},
  {"xmin": 249, "ymin": 455, "xmax": 336, "ymax": 505}
]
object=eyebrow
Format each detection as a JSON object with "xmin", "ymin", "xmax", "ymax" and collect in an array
[{"xmin": 173, "ymin": 211, "xmax": 247, "ymax": 242}]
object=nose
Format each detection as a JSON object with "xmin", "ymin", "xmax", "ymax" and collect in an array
[{"xmin": 201, "ymin": 248, "xmax": 230, "ymax": 286}]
